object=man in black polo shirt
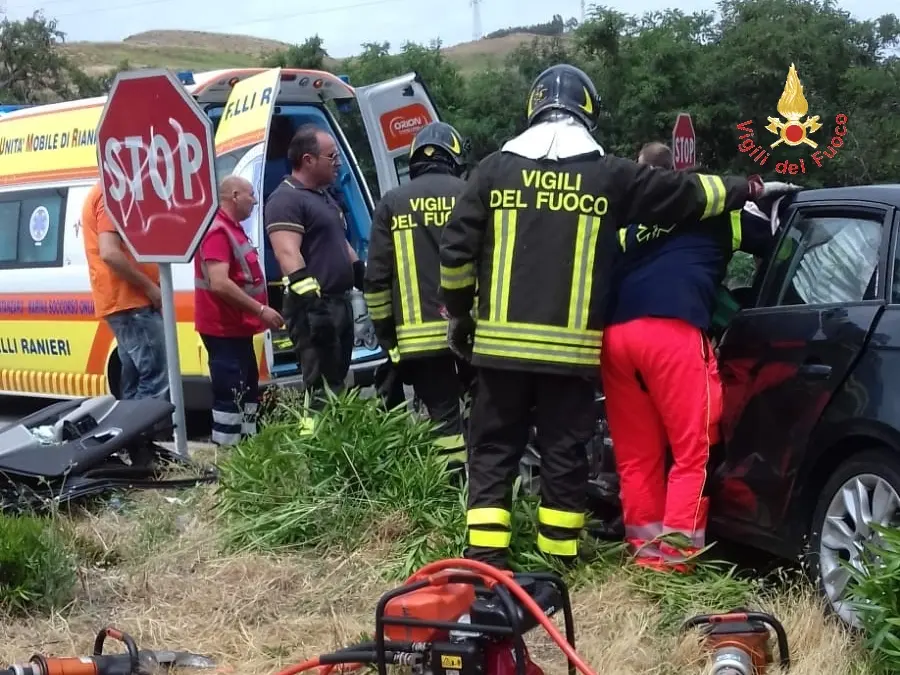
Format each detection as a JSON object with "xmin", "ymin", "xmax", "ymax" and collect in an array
[{"xmin": 265, "ymin": 124, "xmax": 365, "ymax": 398}]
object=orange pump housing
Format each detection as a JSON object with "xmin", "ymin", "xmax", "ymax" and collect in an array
[
  {"xmin": 706, "ymin": 633, "xmax": 773, "ymax": 674},
  {"xmin": 384, "ymin": 583, "xmax": 476, "ymax": 642}
]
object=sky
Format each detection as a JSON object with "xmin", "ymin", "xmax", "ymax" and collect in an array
[{"xmin": 1, "ymin": 0, "xmax": 895, "ymax": 59}]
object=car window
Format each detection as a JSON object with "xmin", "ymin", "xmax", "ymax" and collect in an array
[{"xmin": 762, "ymin": 213, "xmax": 883, "ymax": 307}]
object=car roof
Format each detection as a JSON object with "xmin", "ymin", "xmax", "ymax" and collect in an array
[{"xmin": 792, "ymin": 184, "xmax": 900, "ymax": 207}]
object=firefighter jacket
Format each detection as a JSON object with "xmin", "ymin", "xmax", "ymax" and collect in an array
[
  {"xmin": 439, "ymin": 150, "xmax": 754, "ymax": 377},
  {"xmin": 364, "ymin": 170, "xmax": 467, "ymax": 360}
]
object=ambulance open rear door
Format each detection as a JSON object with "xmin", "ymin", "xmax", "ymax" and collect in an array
[{"xmin": 354, "ymin": 72, "xmax": 442, "ymax": 198}]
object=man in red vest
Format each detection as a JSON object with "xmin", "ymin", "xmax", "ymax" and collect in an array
[{"xmin": 195, "ymin": 175, "xmax": 284, "ymax": 446}]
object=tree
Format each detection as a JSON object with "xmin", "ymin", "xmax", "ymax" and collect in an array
[
  {"xmin": 262, "ymin": 35, "xmax": 328, "ymax": 69},
  {"xmin": 0, "ymin": 11, "xmax": 108, "ymax": 102},
  {"xmin": 263, "ymin": 0, "xmax": 900, "ymax": 181}
]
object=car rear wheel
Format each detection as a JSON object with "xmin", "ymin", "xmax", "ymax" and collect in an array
[{"xmin": 807, "ymin": 450, "xmax": 900, "ymax": 628}]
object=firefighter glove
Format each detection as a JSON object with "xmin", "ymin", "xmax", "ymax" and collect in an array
[
  {"xmin": 748, "ymin": 176, "xmax": 803, "ymax": 201},
  {"xmin": 447, "ymin": 314, "xmax": 475, "ymax": 362},
  {"xmin": 286, "ymin": 268, "xmax": 321, "ymax": 299},
  {"xmin": 352, "ymin": 260, "xmax": 366, "ymax": 290}
]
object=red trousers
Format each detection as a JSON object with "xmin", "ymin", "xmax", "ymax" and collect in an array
[{"xmin": 601, "ymin": 317, "xmax": 723, "ymax": 563}]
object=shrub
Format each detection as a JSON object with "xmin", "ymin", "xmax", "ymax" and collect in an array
[
  {"xmin": 846, "ymin": 524, "xmax": 900, "ymax": 674},
  {"xmin": 0, "ymin": 513, "xmax": 77, "ymax": 614},
  {"xmin": 215, "ymin": 388, "xmax": 462, "ymax": 573},
  {"xmin": 215, "ymin": 388, "xmax": 601, "ymax": 578}
]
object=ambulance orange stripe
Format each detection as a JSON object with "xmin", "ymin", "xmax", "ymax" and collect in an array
[
  {"xmin": 216, "ymin": 130, "xmax": 265, "ymax": 155},
  {"xmin": 0, "ymin": 167, "xmax": 99, "ymax": 187},
  {"xmin": 86, "ymin": 321, "xmax": 115, "ymax": 375},
  {"xmin": 0, "ymin": 291, "xmax": 195, "ymax": 322}
]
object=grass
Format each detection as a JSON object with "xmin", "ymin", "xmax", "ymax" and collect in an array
[
  {"xmin": 0, "ymin": 389, "xmax": 874, "ymax": 674},
  {"xmin": 0, "ymin": 482, "xmax": 869, "ymax": 674},
  {"xmin": 59, "ymin": 30, "xmax": 545, "ymax": 75}
]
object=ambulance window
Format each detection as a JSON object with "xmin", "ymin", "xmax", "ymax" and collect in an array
[
  {"xmin": 0, "ymin": 188, "xmax": 66, "ymax": 269},
  {"xmin": 0, "ymin": 201, "xmax": 21, "ymax": 263}
]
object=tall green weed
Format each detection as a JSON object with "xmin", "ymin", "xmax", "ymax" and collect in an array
[
  {"xmin": 846, "ymin": 523, "xmax": 900, "ymax": 673},
  {"xmin": 0, "ymin": 513, "xmax": 77, "ymax": 614}
]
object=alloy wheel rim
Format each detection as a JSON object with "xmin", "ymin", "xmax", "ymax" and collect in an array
[{"xmin": 819, "ymin": 472, "xmax": 900, "ymax": 627}]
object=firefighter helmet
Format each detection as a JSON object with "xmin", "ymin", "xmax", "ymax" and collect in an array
[
  {"xmin": 526, "ymin": 64, "xmax": 600, "ymax": 131},
  {"xmin": 409, "ymin": 121, "xmax": 466, "ymax": 168}
]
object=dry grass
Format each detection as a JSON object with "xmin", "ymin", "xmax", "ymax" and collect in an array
[
  {"xmin": 60, "ymin": 30, "xmax": 546, "ymax": 76},
  {"xmin": 0, "ymin": 475, "xmax": 868, "ymax": 675}
]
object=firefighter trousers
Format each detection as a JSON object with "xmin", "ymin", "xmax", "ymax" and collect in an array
[
  {"xmin": 200, "ymin": 334, "xmax": 260, "ymax": 446},
  {"xmin": 601, "ymin": 317, "xmax": 723, "ymax": 564},
  {"xmin": 465, "ymin": 366, "xmax": 595, "ymax": 569},
  {"xmin": 375, "ymin": 354, "xmax": 468, "ymax": 469},
  {"xmin": 407, "ymin": 354, "xmax": 467, "ymax": 468}
]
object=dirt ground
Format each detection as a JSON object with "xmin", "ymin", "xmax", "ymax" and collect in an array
[{"xmin": 0, "ymin": 486, "xmax": 865, "ymax": 675}]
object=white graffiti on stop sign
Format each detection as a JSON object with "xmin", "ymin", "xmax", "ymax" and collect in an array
[{"xmin": 102, "ymin": 117, "xmax": 208, "ymax": 233}]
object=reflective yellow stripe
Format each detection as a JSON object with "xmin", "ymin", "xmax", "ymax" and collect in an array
[
  {"xmin": 539, "ymin": 506, "xmax": 585, "ymax": 529},
  {"xmin": 364, "ymin": 290, "xmax": 393, "ymax": 320},
  {"xmin": 365, "ymin": 290, "xmax": 391, "ymax": 305},
  {"xmin": 397, "ymin": 322, "xmax": 446, "ymax": 339},
  {"xmin": 473, "ymin": 337, "xmax": 600, "ymax": 367},
  {"xmin": 618, "ymin": 227, "xmax": 626, "ymax": 251},
  {"xmin": 469, "ymin": 529, "xmax": 512, "ymax": 548},
  {"xmin": 440, "ymin": 262, "xmax": 476, "ymax": 290},
  {"xmin": 369, "ymin": 303, "xmax": 393, "ymax": 320},
  {"xmin": 289, "ymin": 276, "xmax": 321, "ymax": 296},
  {"xmin": 467, "ymin": 507, "xmax": 512, "ymax": 527},
  {"xmin": 435, "ymin": 433, "xmax": 465, "ymax": 450},
  {"xmin": 442, "ymin": 449, "xmax": 468, "ymax": 463},
  {"xmin": 697, "ymin": 174, "xmax": 727, "ymax": 219},
  {"xmin": 397, "ymin": 336, "xmax": 448, "ymax": 355},
  {"xmin": 478, "ymin": 320, "xmax": 601, "ymax": 345},
  {"xmin": 393, "ymin": 229, "xmax": 423, "ymax": 324},
  {"xmin": 537, "ymin": 533, "xmax": 578, "ymax": 556},
  {"xmin": 489, "ymin": 209, "xmax": 517, "ymax": 322},
  {"xmin": 730, "ymin": 209, "xmax": 742, "ymax": 251},
  {"xmin": 567, "ymin": 215, "xmax": 603, "ymax": 330}
]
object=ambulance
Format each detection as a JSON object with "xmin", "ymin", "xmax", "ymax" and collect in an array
[{"xmin": 0, "ymin": 67, "xmax": 442, "ymax": 410}]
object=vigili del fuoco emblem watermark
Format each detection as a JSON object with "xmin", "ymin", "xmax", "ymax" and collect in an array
[{"xmin": 736, "ymin": 63, "xmax": 848, "ymax": 175}]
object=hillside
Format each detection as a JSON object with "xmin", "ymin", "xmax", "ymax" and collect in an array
[{"xmin": 60, "ymin": 29, "xmax": 551, "ymax": 76}]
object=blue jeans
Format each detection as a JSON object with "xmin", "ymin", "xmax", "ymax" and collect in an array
[{"xmin": 105, "ymin": 306, "xmax": 169, "ymax": 400}]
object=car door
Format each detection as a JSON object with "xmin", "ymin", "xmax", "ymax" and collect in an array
[
  {"xmin": 712, "ymin": 199, "xmax": 893, "ymax": 539},
  {"xmin": 354, "ymin": 72, "xmax": 441, "ymax": 198},
  {"xmin": 214, "ymin": 68, "xmax": 282, "ymax": 184}
]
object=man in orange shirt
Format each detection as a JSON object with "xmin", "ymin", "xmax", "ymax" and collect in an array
[{"xmin": 82, "ymin": 181, "xmax": 168, "ymax": 400}]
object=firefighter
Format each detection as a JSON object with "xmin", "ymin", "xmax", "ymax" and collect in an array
[
  {"xmin": 603, "ymin": 141, "xmax": 788, "ymax": 572},
  {"xmin": 439, "ymin": 63, "xmax": 800, "ymax": 570},
  {"xmin": 364, "ymin": 121, "xmax": 470, "ymax": 471}
]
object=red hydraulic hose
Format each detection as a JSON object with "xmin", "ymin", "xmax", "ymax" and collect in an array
[
  {"xmin": 406, "ymin": 558, "xmax": 599, "ymax": 675},
  {"xmin": 275, "ymin": 558, "xmax": 599, "ymax": 675}
]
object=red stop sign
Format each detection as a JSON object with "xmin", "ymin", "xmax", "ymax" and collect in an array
[
  {"xmin": 672, "ymin": 112, "xmax": 696, "ymax": 171},
  {"xmin": 96, "ymin": 69, "xmax": 218, "ymax": 263}
]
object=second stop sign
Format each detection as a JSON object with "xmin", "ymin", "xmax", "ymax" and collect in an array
[{"xmin": 96, "ymin": 69, "xmax": 218, "ymax": 264}]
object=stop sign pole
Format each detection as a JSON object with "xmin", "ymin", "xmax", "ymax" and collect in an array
[
  {"xmin": 96, "ymin": 68, "xmax": 219, "ymax": 457},
  {"xmin": 672, "ymin": 112, "xmax": 696, "ymax": 171}
]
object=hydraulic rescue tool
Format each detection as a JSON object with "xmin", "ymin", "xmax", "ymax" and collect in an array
[
  {"xmin": 274, "ymin": 558, "xmax": 598, "ymax": 675},
  {"xmin": 2, "ymin": 627, "xmax": 216, "ymax": 675},
  {"xmin": 682, "ymin": 610, "xmax": 791, "ymax": 675}
]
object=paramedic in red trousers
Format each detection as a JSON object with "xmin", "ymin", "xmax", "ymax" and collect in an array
[
  {"xmin": 602, "ymin": 142, "xmax": 794, "ymax": 572},
  {"xmin": 194, "ymin": 175, "xmax": 284, "ymax": 446}
]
